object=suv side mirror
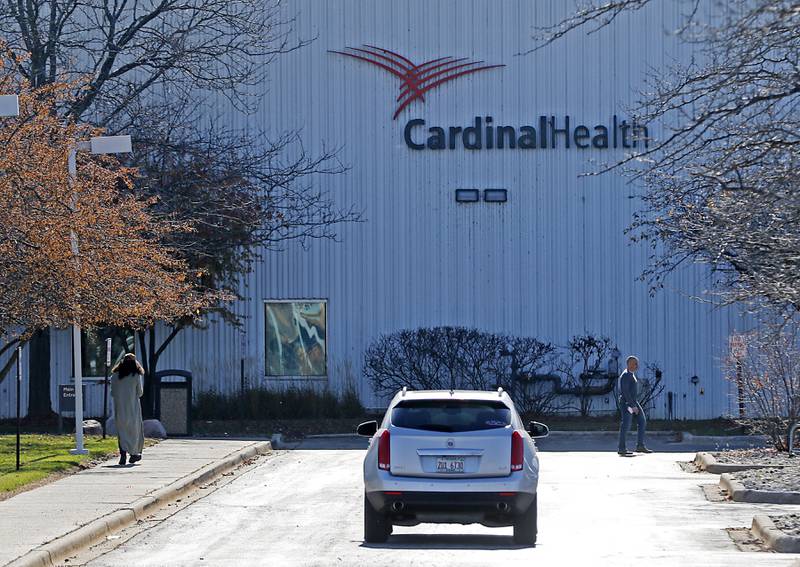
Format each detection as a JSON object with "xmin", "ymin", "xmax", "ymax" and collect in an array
[
  {"xmin": 527, "ymin": 421, "xmax": 549, "ymax": 439},
  {"xmin": 356, "ymin": 420, "xmax": 378, "ymax": 437}
]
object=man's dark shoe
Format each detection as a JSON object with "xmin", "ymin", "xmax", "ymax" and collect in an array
[
  {"xmin": 635, "ymin": 446, "xmax": 654, "ymax": 454},
  {"xmin": 617, "ymin": 450, "xmax": 634, "ymax": 457},
  {"xmin": 118, "ymin": 451, "xmax": 127, "ymax": 466},
  {"xmin": 129, "ymin": 454, "xmax": 142, "ymax": 464}
]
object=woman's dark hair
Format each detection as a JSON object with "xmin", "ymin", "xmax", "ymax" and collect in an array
[{"xmin": 112, "ymin": 353, "xmax": 144, "ymax": 377}]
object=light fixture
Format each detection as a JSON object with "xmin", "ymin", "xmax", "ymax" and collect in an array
[
  {"xmin": 90, "ymin": 135, "xmax": 132, "ymax": 155},
  {"xmin": 0, "ymin": 95, "xmax": 19, "ymax": 117},
  {"xmin": 483, "ymin": 189, "xmax": 508, "ymax": 203},
  {"xmin": 455, "ymin": 189, "xmax": 480, "ymax": 203}
]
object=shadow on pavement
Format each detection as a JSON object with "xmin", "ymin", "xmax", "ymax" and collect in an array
[
  {"xmin": 359, "ymin": 533, "xmax": 532, "ymax": 550},
  {"xmin": 536, "ymin": 433, "xmax": 766, "ymax": 453},
  {"xmin": 283, "ymin": 437, "xmax": 369, "ymax": 450}
]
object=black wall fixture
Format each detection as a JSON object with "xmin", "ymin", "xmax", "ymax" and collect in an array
[
  {"xmin": 483, "ymin": 189, "xmax": 508, "ymax": 203},
  {"xmin": 455, "ymin": 189, "xmax": 480, "ymax": 202}
]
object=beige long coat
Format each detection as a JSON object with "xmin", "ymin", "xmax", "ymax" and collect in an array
[{"xmin": 111, "ymin": 372, "xmax": 145, "ymax": 455}]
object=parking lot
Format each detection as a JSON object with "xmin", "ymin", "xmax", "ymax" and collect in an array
[{"xmin": 77, "ymin": 436, "xmax": 800, "ymax": 567}]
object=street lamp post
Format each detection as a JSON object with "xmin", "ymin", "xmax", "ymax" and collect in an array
[
  {"xmin": 69, "ymin": 135, "xmax": 132, "ymax": 456},
  {"xmin": 2, "ymin": 94, "xmax": 20, "ymax": 468}
]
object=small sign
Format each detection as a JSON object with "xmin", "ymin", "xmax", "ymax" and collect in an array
[
  {"xmin": 59, "ymin": 384, "xmax": 86, "ymax": 414},
  {"xmin": 106, "ymin": 338, "xmax": 112, "ymax": 367},
  {"xmin": 730, "ymin": 334, "xmax": 747, "ymax": 359}
]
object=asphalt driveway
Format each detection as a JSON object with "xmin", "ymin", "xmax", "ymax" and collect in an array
[{"xmin": 82, "ymin": 437, "xmax": 800, "ymax": 567}]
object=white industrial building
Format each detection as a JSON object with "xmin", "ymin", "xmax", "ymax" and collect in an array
[{"xmin": 2, "ymin": 1, "xmax": 749, "ymax": 420}]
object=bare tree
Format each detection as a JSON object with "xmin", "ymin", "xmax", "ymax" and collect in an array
[
  {"xmin": 1, "ymin": 1, "xmax": 360, "ymax": 415},
  {"xmin": 533, "ymin": 1, "xmax": 800, "ymax": 317},
  {"xmin": 0, "ymin": 0, "xmax": 303, "ymax": 123},
  {"xmin": 724, "ymin": 319, "xmax": 800, "ymax": 450},
  {"xmin": 0, "ymin": 55, "xmax": 210, "ymax": 392}
]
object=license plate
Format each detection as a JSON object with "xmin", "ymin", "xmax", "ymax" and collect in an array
[{"xmin": 436, "ymin": 456, "xmax": 465, "ymax": 473}]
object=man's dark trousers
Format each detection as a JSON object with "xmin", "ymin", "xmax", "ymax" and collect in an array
[{"xmin": 618, "ymin": 402, "xmax": 646, "ymax": 452}]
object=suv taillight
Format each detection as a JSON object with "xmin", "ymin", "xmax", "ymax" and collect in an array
[
  {"xmin": 378, "ymin": 430, "xmax": 391, "ymax": 471},
  {"xmin": 511, "ymin": 431, "xmax": 523, "ymax": 472}
]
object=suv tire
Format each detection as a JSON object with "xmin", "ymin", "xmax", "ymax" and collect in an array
[
  {"xmin": 513, "ymin": 494, "xmax": 537, "ymax": 546},
  {"xmin": 364, "ymin": 493, "xmax": 390, "ymax": 543}
]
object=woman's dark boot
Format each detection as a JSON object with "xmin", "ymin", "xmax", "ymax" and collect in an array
[
  {"xmin": 118, "ymin": 451, "xmax": 127, "ymax": 466},
  {"xmin": 129, "ymin": 454, "xmax": 142, "ymax": 464}
]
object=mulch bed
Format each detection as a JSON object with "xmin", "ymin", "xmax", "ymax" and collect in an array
[
  {"xmin": 711, "ymin": 448, "xmax": 797, "ymax": 467},
  {"xmin": 732, "ymin": 467, "xmax": 800, "ymax": 492},
  {"xmin": 771, "ymin": 514, "xmax": 800, "ymax": 537}
]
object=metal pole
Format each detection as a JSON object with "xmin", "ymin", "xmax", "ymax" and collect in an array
[
  {"xmin": 16, "ymin": 346, "xmax": 22, "ymax": 470},
  {"xmin": 736, "ymin": 359, "xmax": 745, "ymax": 418},
  {"xmin": 4, "ymin": 94, "xmax": 20, "ymax": 468},
  {"xmin": 103, "ymin": 337, "xmax": 111, "ymax": 439},
  {"xmin": 240, "ymin": 358, "xmax": 246, "ymax": 431},
  {"xmin": 68, "ymin": 146, "xmax": 88, "ymax": 455}
]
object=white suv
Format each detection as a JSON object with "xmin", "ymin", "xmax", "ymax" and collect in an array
[{"xmin": 357, "ymin": 388, "xmax": 548, "ymax": 545}]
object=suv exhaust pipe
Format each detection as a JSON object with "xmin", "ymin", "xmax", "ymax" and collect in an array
[
  {"xmin": 391, "ymin": 501, "xmax": 405, "ymax": 512},
  {"xmin": 497, "ymin": 502, "xmax": 510, "ymax": 513}
]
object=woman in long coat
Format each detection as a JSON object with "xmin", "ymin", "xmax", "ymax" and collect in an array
[{"xmin": 111, "ymin": 353, "xmax": 145, "ymax": 465}]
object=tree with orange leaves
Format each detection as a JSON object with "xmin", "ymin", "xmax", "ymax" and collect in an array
[{"xmin": 0, "ymin": 47, "xmax": 219, "ymax": 383}]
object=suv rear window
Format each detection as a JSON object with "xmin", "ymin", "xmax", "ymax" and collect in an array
[{"xmin": 391, "ymin": 400, "xmax": 512, "ymax": 432}]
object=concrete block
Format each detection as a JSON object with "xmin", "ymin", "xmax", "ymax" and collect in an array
[
  {"xmin": 720, "ymin": 473, "xmax": 800, "ymax": 504},
  {"xmin": 752, "ymin": 515, "xmax": 800, "ymax": 553}
]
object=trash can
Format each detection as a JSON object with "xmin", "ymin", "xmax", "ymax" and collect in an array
[{"xmin": 154, "ymin": 370, "xmax": 193, "ymax": 437}]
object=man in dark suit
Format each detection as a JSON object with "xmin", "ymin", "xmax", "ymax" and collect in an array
[{"xmin": 618, "ymin": 355, "xmax": 653, "ymax": 456}]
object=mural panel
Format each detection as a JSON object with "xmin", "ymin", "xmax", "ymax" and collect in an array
[{"xmin": 265, "ymin": 301, "xmax": 327, "ymax": 376}]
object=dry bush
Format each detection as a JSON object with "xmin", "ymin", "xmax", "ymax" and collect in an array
[{"xmin": 726, "ymin": 321, "xmax": 800, "ymax": 450}]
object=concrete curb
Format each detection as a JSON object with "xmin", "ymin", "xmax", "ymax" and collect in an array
[
  {"xmin": 719, "ymin": 473, "xmax": 800, "ymax": 504},
  {"xmin": 752, "ymin": 515, "xmax": 800, "ymax": 553},
  {"xmin": 5, "ymin": 441, "xmax": 271, "ymax": 567},
  {"xmin": 694, "ymin": 451, "xmax": 786, "ymax": 474}
]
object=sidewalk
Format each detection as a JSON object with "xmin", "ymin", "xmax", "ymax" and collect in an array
[{"xmin": 0, "ymin": 438, "xmax": 271, "ymax": 567}]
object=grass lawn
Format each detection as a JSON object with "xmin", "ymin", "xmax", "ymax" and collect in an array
[{"xmin": 0, "ymin": 434, "xmax": 119, "ymax": 494}]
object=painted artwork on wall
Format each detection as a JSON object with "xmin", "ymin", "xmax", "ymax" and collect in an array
[{"xmin": 265, "ymin": 301, "xmax": 327, "ymax": 376}]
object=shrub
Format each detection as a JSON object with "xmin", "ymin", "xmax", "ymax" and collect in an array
[
  {"xmin": 556, "ymin": 335, "xmax": 616, "ymax": 417},
  {"xmin": 364, "ymin": 326, "xmax": 558, "ymax": 414},
  {"xmin": 194, "ymin": 385, "xmax": 365, "ymax": 421},
  {"xmin": 638, "ymin": 363, "xmax": 665, "ymax": 412}
]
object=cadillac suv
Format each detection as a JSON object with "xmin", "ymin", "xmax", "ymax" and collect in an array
[{"xmin": 357, "ymin": 388, "xmax": 548, "ymax": 545}]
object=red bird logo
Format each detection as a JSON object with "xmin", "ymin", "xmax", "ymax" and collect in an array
[{"xmin": 329, "ymin": 45, "xmax": 505, "ymax": 120}]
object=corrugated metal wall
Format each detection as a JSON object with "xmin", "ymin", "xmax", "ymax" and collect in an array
[
  {"xmin": 0, "ymin": 345, "xmax": 29, "ymax": 421},
  {"xmin": 4, "ymin": 0, "xmax": 754, "ymax": 420}
]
